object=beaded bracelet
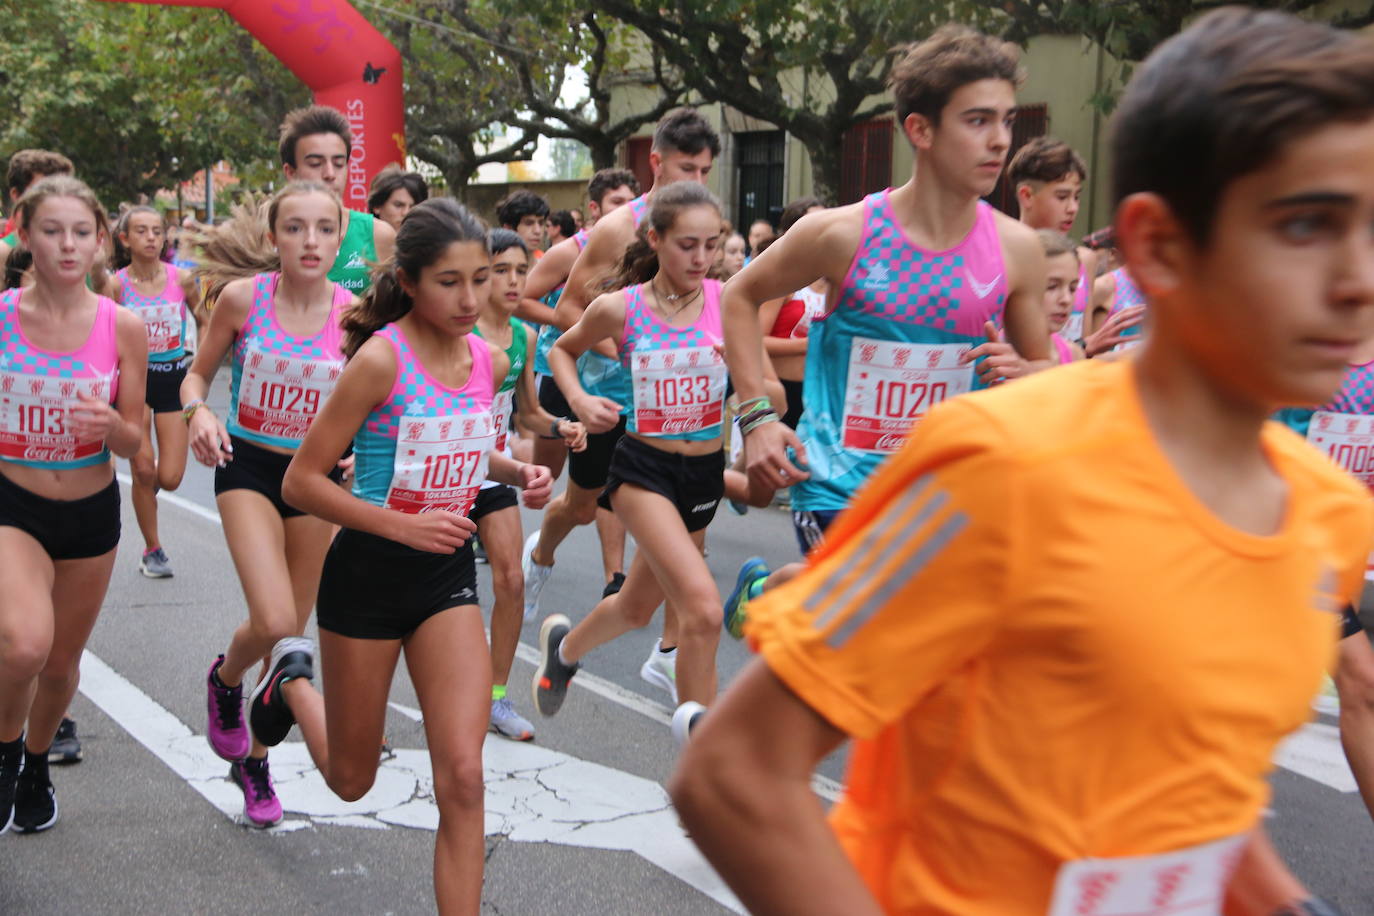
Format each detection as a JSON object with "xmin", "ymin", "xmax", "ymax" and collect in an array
[{"xmin": 182, "ymin": 399, "xmax": 206, "ymax": 425}]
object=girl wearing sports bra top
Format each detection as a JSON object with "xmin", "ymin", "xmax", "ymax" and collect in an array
[
  {"xmin": 1035, "ymin": 230, "xmax": 1086, "ymax": 365},
  {"xmin": 0, "ymin": 176, "xmax": 148, "ymax": 835},
  {"xmin": 181, "ymin": 181, "xmax": 355, "ymax": 828}
]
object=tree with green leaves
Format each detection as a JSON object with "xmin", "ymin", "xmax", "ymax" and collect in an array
[
  {"xmin": 586, "ymin": 0, "xmax": 999, "ymax": 203},
  {"xmin": 0, "ymin": 0, "xmax": 303, "ymax": 207},
  {"xmin": 365, "ymin": 1, "xmax": 538, "ymax": 196},
  {"xmin": 443, "ymin": 0, "xmax": 687, "ymax": 171}
]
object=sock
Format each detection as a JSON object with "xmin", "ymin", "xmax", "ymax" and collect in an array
[
  {"xmin": 21, "ymin": 746, "xmax": 48, "ymax": 783},
  {"xmin": 491, "ymin": 684, "xmax": 507, "ymax": 701},
  {"xmin": 245, "ymin": 755, "xmax": 268, "ymax": 771},
  {"xmin": 210, "ymin": 661, "xmax": 231, "ymax": 690},
  {"xmin": 0, "ymin": 734, "xmax": 20, "ymax": 766},
  {"xmin": 557, "ymin": 643, "xmax": 575, "ymax": 668}
]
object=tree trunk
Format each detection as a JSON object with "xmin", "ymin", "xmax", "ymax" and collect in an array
[
  {"xmin": 802, "ymin": 132, "xmax": 845, "ymax": 207},
  {"xmin": 589, "ymin": 137, "xmax": 619, "ymax": 172}
]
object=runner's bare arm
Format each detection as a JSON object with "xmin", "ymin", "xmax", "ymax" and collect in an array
[
  {"xmin": 998, "ymin": 217, "xmax": 1051, "ymax": 365},
  {"xmin": 1221, "ymin": 828, "xmax": 1311, "ymax": 914},
  {"xmin": 548, "ymin": 291, "xmax": 627, "ymax": 434},
  {"xmin": 281, "ymin": 336, "xmax": 475, "ymax": 554},
  {"xmin": 182, "ymin": 278, "xmax": 253, "ymax": 467},
  {"xmin": 80, "ymin": 307, "xmax": 149, "ymax": 459},
  {"xmin": 670, "ymin": 661, "xmax": 882, "ymax": 916},
  {"xmin": 372, "ymin": 216, "xmax": 395, "ymax": 267},
  {"xmin": 518, "ymin": 236, "xmax": 578, "ymax": 327},
  {"xmin": 514, "ymin": 323, "xmax": 586, "ymax": 450},
  {"xmin": 725, "ymin": 209, "xmax": 861, "ymax": 490}
]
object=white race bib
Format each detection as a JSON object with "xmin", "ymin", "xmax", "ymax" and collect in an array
[
  {"xmin": 236, "ymin": 345, "xmax": 343, "ymax": 442},
  {"xmin": 132, "ymin": 302, "xmax": 183, "ymax": 355},
  {"xmin": 630, "ymin": 345, "xmax": 727, "ymax": 437},
  {"xmin": 1308, "ymin": 410, "xmax": 1374, "ymax": 488},
  {"xmin": 0, "ymin": 370, "xmax": 113, "ymax": 464},
  {"xmin": 492, "ymin": 389, "xmax": 514, "ymax": 453},
  {"xmin": 1063, "ymin": 311, "xmax": 1085, "ymax": 341},
  {"xmin": 841, "ymin": 338, "xmax": 973, "ymax": 454},
  {"xmin": 1047, "ymin": 833, "xmax": 1247, "ymax": 916},
  {"xmin": 384, "ymin": 412, "xmax": 496, "ymax": 516}
]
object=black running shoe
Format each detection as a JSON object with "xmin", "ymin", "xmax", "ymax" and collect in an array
[
  {"xmin": 48, "ymin": 718, "xmax": 82, "ymax": 765},
  {"xmin": 601, "ymin": 572, "xmax": 626, "ymax": 599},
  {"xmin": 248, "ymin": 637, "xmax": 314, "ymax": 748},
  {"xmin": 0, "ymin": 741, "xmax": 19, "ymax": 835},
  {"xmin": 531, "ymin": 614, "xmax": 580, "ymax": 717},
  {"xmin": 13, "ymin": 753, "xmax": 56, "ymax": 833}
]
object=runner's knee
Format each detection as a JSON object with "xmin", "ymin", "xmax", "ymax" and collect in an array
[
  {"xmin": 131, "ymin": 453, "xmax": 157, "ymax": 488},
  {"xmin": 431, "ymin": 754, "xmax": 484, "ymax": 811},
  {"xmin": 1337, "ymin": 642, "xmax": 1374, "ymax": 712},
  {"xmin": 0, "ymin": 626, "xmax": 50, "ymax": 682}
]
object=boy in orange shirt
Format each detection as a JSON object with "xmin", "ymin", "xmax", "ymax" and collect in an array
[{"xmin": 671, "ymin": 10, "xmax": 1374, "ymax": 916}]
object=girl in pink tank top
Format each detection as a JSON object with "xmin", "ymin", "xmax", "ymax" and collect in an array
[
  {"xmin": 535, "ymin": 182, "xmax": 778, "ymax": 740},
  {"xmin": 0, "ymin": 176, "xmax": 149, "ymax": 835},
  {"xmin": 179, "ymin": 182, "xmax": 356, "ymax": 828},
  {"xmin": 254, "ymin": 199, "xmax": 553, "ymax": 915},
  {"xmin": 112, "ymin": 205, "xmax": 203, "ymax": 580},
  {"xmin": 1035, "ymin": 230, "xmax": 1085, "ymax": 365}
]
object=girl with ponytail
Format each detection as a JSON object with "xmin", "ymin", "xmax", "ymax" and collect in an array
[
  {"xmin": 179, "ymin": 180, "xmax": 354, "ymax": 828},
  {"xmin": 265, "ymin": 198, "xmax": 553, "ymax": 914},
  {"xmin": 533, "ymin": 182, "xmax": 779, "ymax": 744}
]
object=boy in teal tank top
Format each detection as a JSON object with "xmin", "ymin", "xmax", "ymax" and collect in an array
[{"xmin": 718, "ymin": 26, "xmax": 1052, "ymax": 634}]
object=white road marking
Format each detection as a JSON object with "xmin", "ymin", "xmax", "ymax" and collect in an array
[
  {"xmin": 78, "ymin": 650, "xmax": 743, "ymax": 913},
  {"xmin": 127, "ymin": 476, "xmax": 846, "ymax": 803},
  {"xmin": 1274, "ymin": 722, "xmax": 1358, "ymax": 793}
]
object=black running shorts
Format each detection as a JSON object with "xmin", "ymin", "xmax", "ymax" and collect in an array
[
  {"xmin": 0, "ymin": 471, "xmax": 120, "ymax": 560},
  {"xmin": 597, "ymin": 435, "xmax": 724, "ymax": 533},
  {"xmin": 316, "ymin": 527, "xmax": 480, "ymax": 640},
  {"xmin": 145, "ymin": 355, "xmax": 191, "ymax": 414}
]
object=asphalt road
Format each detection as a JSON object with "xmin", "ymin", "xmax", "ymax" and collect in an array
[{"xmin": 2, "ymin": 372, "xmax": 1373, "ymax": 914}]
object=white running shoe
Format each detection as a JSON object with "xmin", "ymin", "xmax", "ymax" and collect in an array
[
  {"xmin": 522, "ymin": 530, "xmax": 553, "ymax": 620},
  {"xmin": 639, "ymin": 640, "xmax": 678, "ymax": 704},
  {"xmin": 671, "ymin": 702, "xmax": 706, "ymax": 749}
]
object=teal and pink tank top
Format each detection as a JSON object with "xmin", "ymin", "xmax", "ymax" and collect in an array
[
  {"xmin": 1064, "ymin": 260, "xmax": 1090, "ymax": 340},
  {"xmin": 620, "ymin": 279, "xmax": 726, "ymax": 442},
  {"xmin": 1277, "ymin": 360, "xmax": 1374, "ymax": 490},
  {"xmin": 117, "ymin": 263, "xmax": 187, "ymax": 362},
  {"xmin": 533, "ymin": 227, "xmax": 590, "ymax": 377},
  {"xmin": 226, "ymin": 272, "xmax": 350, "ymax": 450},
  {"xmin": 1108, "ymin": 267, "xmax": 1146, "ymax": 351},
  {"xmin": 353, "ymin": 326, "xmax": 496, "ymax": 517},
  {"xmin": 0, "ymin": 289, "xmax": 119, "ymax": 469},
  {"xmin": 1051, "ymin": 332, "xmax": 1075, "ymax": 366},
  {"xmin": 795, "ymin": 191, "xmax": 1008, "ymax": 511}
]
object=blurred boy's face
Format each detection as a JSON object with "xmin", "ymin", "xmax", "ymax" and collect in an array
[{"xmin": 1128, "ymin": 117, "xmax": 1374, "ymax": 408}]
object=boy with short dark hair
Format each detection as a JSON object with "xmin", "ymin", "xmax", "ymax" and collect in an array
[
  {"xmin": 676, "ymin": 10, "xmax": 1374, "ymax": 915},
  {"xmin": 496, "ymin": 189, "xmax": 550, "ymax": 254}
]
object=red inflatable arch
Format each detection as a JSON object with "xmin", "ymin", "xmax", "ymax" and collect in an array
[{"xmin": 95, "ymin": 0, "xmax": 405, "ymax": 210}]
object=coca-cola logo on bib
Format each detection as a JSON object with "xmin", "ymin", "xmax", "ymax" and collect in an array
[
  {"xmin": 876, "ymin": 434, "xmax": 906, "ymax": 451},
  {"xmin": 661, "ymin": 419, "xmax": 698, "ymax": 434},
  {"xmin": 259, "ymin": 422, "xmax": 305, "ymax": 438},
  {"xmin": 25, "ymin": 445, "xmax": 74, "ymax": 462}
]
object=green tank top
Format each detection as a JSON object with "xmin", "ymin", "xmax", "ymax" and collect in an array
[
  {"xmin": 329, "ymin": 210, "xmax": 378, "ymax": 293},
  {"xmin": 475, "ymin": 317, "xmax": 528, "ymax": 393}
]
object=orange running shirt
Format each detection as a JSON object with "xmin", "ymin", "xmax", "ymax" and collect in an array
[{"xmin": 748, "ymin": 359, "xmax": 1373, "ymax": 915}]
